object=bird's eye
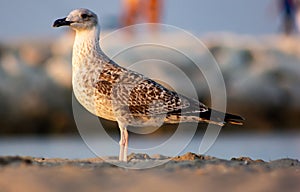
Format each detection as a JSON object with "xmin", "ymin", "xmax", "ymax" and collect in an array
[{"xmin": 81, "ymin": 14, "xmax": 89, "ymax": 19}]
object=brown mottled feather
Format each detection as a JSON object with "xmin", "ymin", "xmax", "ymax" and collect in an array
[{"xmin": 93, "ymin": 62, "xmax": 208, "ymax": 119}]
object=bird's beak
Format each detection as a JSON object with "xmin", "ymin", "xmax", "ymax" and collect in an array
[{"xmin": 53, "ymin": 17, "xmax": 72, "ymax": 27}]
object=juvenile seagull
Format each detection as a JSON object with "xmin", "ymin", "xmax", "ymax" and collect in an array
[{"xmin": 53, "ymin": 8, "xmax": 244, "ymax": 162}]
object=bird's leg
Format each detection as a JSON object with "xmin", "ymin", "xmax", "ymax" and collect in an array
[
  {"xmin": 119, "ymin": 128, "xmax": 124, "ymax": 161},
  {"xmin": 123, "ymin": 128, "xmax": 128, "ymax": 162},
  {"xmin": 119, "ymin": 125, "xmax": 128, "ymax": 162}
]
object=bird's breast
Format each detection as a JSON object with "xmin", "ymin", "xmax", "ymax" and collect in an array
[{"xmin": 72, "ymin": 66, "xmax": 116, "ymax": 121}]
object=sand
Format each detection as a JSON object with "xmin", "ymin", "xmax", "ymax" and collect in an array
[{"xmin": 0, "ymin": 153, "xmax": 299, "ymax": 192}]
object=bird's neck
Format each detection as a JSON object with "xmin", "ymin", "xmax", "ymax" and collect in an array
[{"xmin": 72, "ymin": 27, "xmax": 107, "ymax": 69}]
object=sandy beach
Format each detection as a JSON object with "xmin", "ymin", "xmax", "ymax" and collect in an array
[{"xmin": 0, "ymin": 153, "xmax": 299, "ymax": 192}]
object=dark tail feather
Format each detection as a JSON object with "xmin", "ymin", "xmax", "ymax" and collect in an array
[
  {"xmin": 224, "ymin": 113, "xmax": 245, "ymax": 125},
  {"xmin": 202, "ymin": 109, "xmax": 244, "ymax": 125}
]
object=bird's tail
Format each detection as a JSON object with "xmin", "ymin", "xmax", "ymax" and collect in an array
[
  {"xmin": 166, "ymin": 107, "xmax": 244, "ymax": 126},
  {"xmin": 205, "ymin": 108, "xmax": 245, "ymax": 126},
  {"xmin": 224, "ymin": 112, "xmax": 244, "ymax": 125}
]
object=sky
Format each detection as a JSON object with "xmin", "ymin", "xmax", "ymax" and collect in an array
[{"xmin": 0, "ymin": 0, "xmax": 278, "ymax": 40}]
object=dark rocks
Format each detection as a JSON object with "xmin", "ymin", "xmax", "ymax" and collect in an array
[{"xmin": 0, "ymin": 156, "xmax": 32, "ymax": 166}]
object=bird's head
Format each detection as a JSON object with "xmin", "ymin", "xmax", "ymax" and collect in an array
[{"xmin": 53, "ymin": 8, "xmax": 98, "ymax": 31}]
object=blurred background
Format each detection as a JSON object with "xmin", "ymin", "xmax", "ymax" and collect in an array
[{"xmin": 0, "ymin": 0, "xmax": 299, "ymax": 160}]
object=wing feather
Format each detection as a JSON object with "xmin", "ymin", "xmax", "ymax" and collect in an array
[{"xmin": 94, "ymin": 64, "xmax": 208, "ymax": 117}]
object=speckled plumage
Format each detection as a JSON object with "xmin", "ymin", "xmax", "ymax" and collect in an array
[{"xmin": 53, "ymin": 9, "xmax": 243, "ymax": 161}]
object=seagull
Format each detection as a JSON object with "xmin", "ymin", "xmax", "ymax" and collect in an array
[{"xmin": 53, "ymin": 8, "xmax": 244, "ymax": 162}]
